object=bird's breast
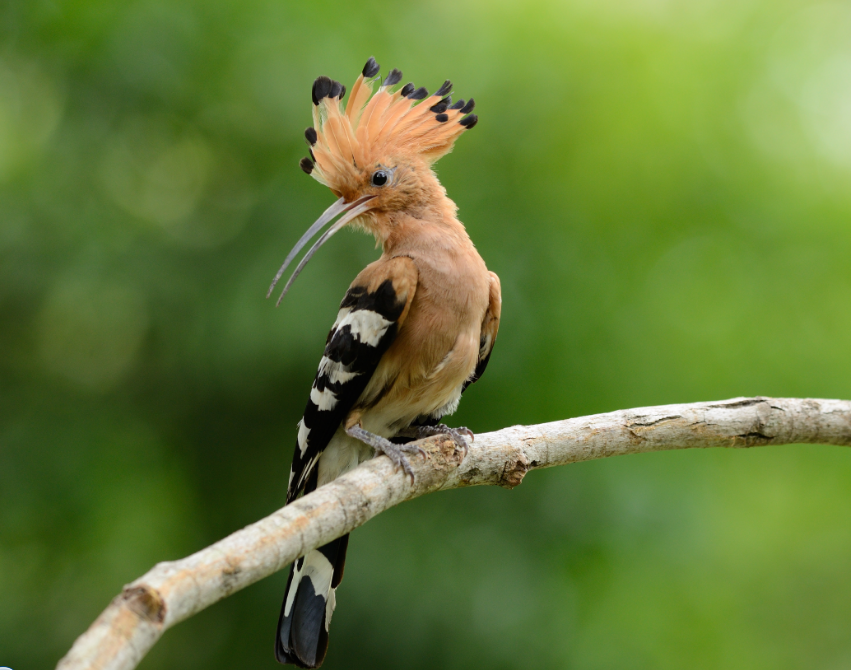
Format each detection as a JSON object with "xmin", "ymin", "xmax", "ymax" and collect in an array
[{"xmin": 356, "ymin": 243, "xmax": 490, "ymax": 432}]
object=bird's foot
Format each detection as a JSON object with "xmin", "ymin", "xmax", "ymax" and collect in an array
[
  {"xmin": 398, "ymin": 424, "xmax": 473, "ymax": 456},
  {"xmin": 346, "ymin": 425, "xmax": 426, "ymax": 481}
]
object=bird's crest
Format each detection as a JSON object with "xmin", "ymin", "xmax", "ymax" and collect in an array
[{"xmin": 300, "ymin": 57, "xmax": 478, "ymax": 188}]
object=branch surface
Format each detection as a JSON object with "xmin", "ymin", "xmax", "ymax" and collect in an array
[{"xmin": 56, "ymin": 397, "xmax": 851, "ymax": 670}]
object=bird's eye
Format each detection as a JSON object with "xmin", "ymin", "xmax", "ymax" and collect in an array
[{"xmin": 371, "ymin": 170, "xmax": 389, "ymax": 187}]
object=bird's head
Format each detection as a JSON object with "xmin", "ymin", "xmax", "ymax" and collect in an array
[{"xmin": 268, "ymin": 57, "xmax": 478, "ymax": 305}]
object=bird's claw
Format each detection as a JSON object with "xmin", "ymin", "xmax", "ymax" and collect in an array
[
  {"xmin": 346, "ymin": 425, "xmax": 424, "ymax": 481},
  {"xmin": 373, "ymin": 441, "xmax": 424, "ymax": 480},
  {"xmin": 449, "ymin": 426, "xmax": 476, "ymax": 442},
  {"xmin": 444, "ymin": 426, "xmax": 472, "ymax": 457}
]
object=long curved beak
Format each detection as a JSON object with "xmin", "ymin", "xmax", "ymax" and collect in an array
[{"xmin": 267, "ymin": 194, "xmax": 377, "ymax": 306}]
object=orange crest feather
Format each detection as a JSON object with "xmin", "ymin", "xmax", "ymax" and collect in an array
[{"xmin": 300, "ymin": 57, "xmax": 478, "ymax": 189}]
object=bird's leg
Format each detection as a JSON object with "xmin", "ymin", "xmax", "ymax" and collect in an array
[
  {"xmin": 346, "ymin": 425, "xmax": 427, "ymax": 480},
  {"xmin": 396, "ymin": 424, "xmax": 473, "ymax": 455}
]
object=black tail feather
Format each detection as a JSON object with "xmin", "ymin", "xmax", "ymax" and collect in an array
[{"xmin": 275, "ymin": 534, "xmax": 350, "ymax": 667}]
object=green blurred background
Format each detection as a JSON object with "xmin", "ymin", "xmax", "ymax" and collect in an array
[{"xmin": 2, "ymin": 0, "xmax": 851, "ymax": 668}]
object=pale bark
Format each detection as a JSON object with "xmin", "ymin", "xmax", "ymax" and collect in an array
[{"xmin": 56, "ymin": 396, "xmax": 851, "ymax": 670}]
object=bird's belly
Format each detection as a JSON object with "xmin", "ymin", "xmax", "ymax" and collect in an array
[
  {"xmin": 317, "ymin": 428, "xmax": 375, "ymax": 486},
  {"xmin": 361, "ymin": 328, "xmax": 479, "ymax": 433}
]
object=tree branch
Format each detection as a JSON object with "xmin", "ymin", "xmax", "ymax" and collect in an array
[{"xmin": 56, "ymin": 396, "xmax": 851, "ymax": 670}]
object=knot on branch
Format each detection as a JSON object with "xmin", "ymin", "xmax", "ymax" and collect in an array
[
  {"xmin": 413, "ymin": 435, "xmax": 467, "ymax": 489},
  {"xmin": 122, "ymin": 585, "xmax": 165, "ymax": 624},
  {"xmin": 499, "ymin": 451, "xmax": 529, "ymax": 489},
  {"xmin": 429, "ymin": 436, "xmax": 467, "ymax": 467}
]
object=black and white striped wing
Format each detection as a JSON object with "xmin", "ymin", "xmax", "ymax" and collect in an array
[{"xmin": 286, "ymin": 276, "xmax": 413, "ymax": 503}]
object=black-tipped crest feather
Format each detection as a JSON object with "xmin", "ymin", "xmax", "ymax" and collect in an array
[
  {"xmin": 312, "ymin": 76, "xmax": 332, "ymax": 106},
  {"xmin": 400, "ymin": 83, "xmax": 415, "ymax": 97},
  {"xmin": 362, "ymin": 57, "xmax": 380, "ymax": 78},
  {"xmin": 305, "ymin": 127, "xmax": 317, "ymax": 145},
  {"xmin": 407, "ymin": 86, "xmax": 429, "ymax": 100},
  {"xmin": 435, "ymin": 80, "xmax": 452, "ymax": 97},
  {"xmin": 328, "ymin": 80, "xmax": 344, "ymax": 100},
  {"xmin": 430, "ymin": 97, "xmax": 451, "ymax": 113},
  {"xmin": 383, "ymin": 68, "xmax": 403, "ymax": 87}
]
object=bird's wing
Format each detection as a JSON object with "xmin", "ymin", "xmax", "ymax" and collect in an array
[
  {"xmin": 463, "ymin": 271, "xmax": 501, "ymax": 391},
  {"xmin": 286, "ymin": 256, "xmax": 418, "ymax": 503}
]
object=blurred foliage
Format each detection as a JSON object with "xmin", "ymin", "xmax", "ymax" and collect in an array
[{"xmin": 2, "ymin": 0, "xmax": 851, "ymax": 668}]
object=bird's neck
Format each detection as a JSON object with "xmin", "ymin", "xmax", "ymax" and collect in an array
[{"xmin": 377, "ymin": 199, "xmax": 472, "ymax": 258}]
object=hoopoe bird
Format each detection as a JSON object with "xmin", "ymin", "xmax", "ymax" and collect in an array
[{"xmin": 268, "ymin": 56, "xmax": 501, "ymax": 668}]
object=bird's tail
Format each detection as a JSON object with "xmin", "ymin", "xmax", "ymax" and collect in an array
[{"xmin": 275, "ymin": 534, "xmax": 350, "ymax": 668}]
